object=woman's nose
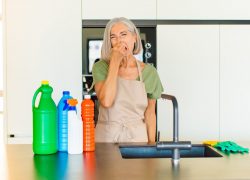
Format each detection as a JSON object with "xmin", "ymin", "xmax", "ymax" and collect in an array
[{"xmin": 117, "ymin": 36, "xmax": 122, "ymax": 43}]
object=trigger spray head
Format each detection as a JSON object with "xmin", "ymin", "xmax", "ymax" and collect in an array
[{"xmin": 67, "ymin": 99, "xmax": 78, "ymax": 107}]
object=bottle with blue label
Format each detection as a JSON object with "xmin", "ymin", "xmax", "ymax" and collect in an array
[
  {"xmin": 57, "ymin": 91, "xmax": 72, "ymax": 152},
  {"xmin": 67, "ymin": 99, "xmax": 83, "ymax": 154}
]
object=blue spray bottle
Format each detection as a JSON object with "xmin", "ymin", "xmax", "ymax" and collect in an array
[{"xmin": 57, "ymin": 91, "xmax": 72, "ymax": 152}]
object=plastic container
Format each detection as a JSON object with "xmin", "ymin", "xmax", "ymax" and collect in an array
[
  {"xmin": 81, "ymin": 95, "xmax": 95, "ymax": 152},
  {"xmin": 32, "ymin": 80, "xmax": 57, "ymax": 154},
  {"xmin": 57, "ymin": 91, "xmax": 72, "ymax": 152},
  {"xmin": 67, "ymin": 99, "xmax": 83, "ymax": 154}
]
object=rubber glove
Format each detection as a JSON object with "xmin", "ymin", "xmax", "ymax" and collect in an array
[{"xmin": 213, "ymin": 141, "xmax": 249, "ymax": 153}]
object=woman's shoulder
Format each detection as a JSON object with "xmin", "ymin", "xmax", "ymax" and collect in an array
[
  {"xmin": 141, "ymin": 63, "xmax": 161, "ymax": 83},
  {"xmin": 143, "ymin": 63, "xmax": 158, "ymax": 74},
  {"xmin": 92, "ymin": 59, "xmax": 109, "ymax": 73},
  {"xmin": 93, "ymin": 59, "xmax": 109, "ymax": 68},
  {"xmin": 92, "ymin": 60, "xmax": 109, "ymax": 84},
  {"xmin": 142, "ymin": 63, "xmax": 164, "ymax": 99}
]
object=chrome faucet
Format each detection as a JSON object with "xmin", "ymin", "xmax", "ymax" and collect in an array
[{"xmin": 156, "ymin": 94, "xmax": 192, "ymax": 165}]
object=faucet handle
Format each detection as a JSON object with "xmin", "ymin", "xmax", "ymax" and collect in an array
[{"xmin": 157, "ymin": 131, "xmax": 160, "ymax": 142}]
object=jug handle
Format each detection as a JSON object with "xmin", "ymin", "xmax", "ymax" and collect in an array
[{"xmin": 32, "ymin": 88, "xmax": 41, "ymax": 108}]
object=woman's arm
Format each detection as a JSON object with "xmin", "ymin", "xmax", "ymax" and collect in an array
[
  {"xmin": 144, "ymin": 98, "xmax": 156, "ymax": 142},
  {"xmin": 94, "ymin": 59, "xmax": 120, "ymax": 108},
  {"xmin": 95, "ymin": 43, "xmax": 127, "ymax": 108}
]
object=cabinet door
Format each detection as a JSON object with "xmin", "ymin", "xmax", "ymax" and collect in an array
[
  {"xmin": 6, "ymin": 0, "xmax": 82, "ymax": 143},
  {"xmin": 220, "ymin": 25, "xmax": 250, "ymax": 141},
  {"xmin": 157, "ymin": 0, "xmax": 250, "ymax": 20},
  {"xmin": 82, "ymin": 0, "xmax": 156, "ymax": 20},
  {"xmin": 157, "ymin": 25, "xmax": 220, "ymax": 141}
]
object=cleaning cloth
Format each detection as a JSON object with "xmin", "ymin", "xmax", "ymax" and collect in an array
[{"xmin": 213, "ymin": 141, "xmax": 249, "ymax": 154}]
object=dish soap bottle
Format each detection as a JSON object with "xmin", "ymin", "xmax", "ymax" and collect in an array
[{"xmin": 67, "ymin": 99, "xmax": 83, "ymax": 154}]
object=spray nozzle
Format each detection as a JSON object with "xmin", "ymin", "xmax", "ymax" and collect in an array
[
  {"xmin": 67, "ymin": 99, "xmax": 78, "ymax": 106},
  {"xmin": 63, "ymin": 99, "xmax": 78, "ymax": 112}
]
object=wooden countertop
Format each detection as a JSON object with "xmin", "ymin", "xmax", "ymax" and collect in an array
[{"xmin": 2, "ymin": 143, "xmax": 250, "ymax": 180}]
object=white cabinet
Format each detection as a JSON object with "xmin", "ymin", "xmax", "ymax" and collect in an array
[
  {"xmin": 157, "ymin": 25, "xmax": 220, "ymax": 141},
  {"xmin": 220, "ymin": 25, "xmax": 250, "ymax": 141},
  {"xmin": 82, "ymin": 0, "xmax": 250, "ymax": 20},
  {"xmin": 5, "ymin": 0, "xmax": 82, "ymax": 143},
  {"xmin": 157, "ymin": 0, "xmax": 250, "ymax": 20},
  {"xmin": 82, "ymin": 0, "xmax": 156, "ymax": 20}
]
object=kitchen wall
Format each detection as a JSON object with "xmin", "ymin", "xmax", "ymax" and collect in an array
[{"xmin": 4, "ymin": 0, "xmax": 250, "ymax": 143}]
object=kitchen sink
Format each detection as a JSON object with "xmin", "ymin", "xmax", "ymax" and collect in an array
[{"xmin": 119, "ymin": 144, "xmax": 222, "ymax": 158}]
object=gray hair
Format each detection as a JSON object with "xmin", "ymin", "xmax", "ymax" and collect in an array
[{"xmin": 101, "ymin": 17, "xmax": 142, "ymax": 61}]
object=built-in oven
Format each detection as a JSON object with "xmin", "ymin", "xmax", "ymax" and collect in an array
[{"xmin": 82, "ymin": 21, "xmax": 157, "ymax": 125}]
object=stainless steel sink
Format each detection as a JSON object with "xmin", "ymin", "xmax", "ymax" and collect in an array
[{"xmin": 119, "ymin": 144, "xmax": 222, "ymax": 158}]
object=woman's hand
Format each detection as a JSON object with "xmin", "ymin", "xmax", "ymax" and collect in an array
[{"xmin": 110, "ymin": 42, "xmax": 129, "ymax": 67}]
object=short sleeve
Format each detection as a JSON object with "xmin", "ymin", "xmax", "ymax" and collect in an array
[
  {"xmin": 92, "ymin": 60, "xmax": 109, "ymax": 85},
  {"xmin": 142, "ymin": 64, "xmax": 164, "ymax": 99},
  {"xmin": 89, "ymin": 60, "xmax": 109, "ymax": 93}
]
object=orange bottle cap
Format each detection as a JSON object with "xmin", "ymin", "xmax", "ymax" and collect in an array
[{"xmin": 67, "ymin": 99, "xmax": 78, "ymax": 106}]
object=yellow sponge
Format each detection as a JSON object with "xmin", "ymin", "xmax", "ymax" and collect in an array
[{"xmin": 203, "ymin": 140, "xmax": 219, "ymax": 146}]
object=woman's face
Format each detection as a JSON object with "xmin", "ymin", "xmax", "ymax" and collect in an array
[{"xmin": 110, "ymin": 22, "xmax": 136, "ymax": 55}]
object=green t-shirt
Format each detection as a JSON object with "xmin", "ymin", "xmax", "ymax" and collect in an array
[{"xmin": 92, "ymin": 60, "xmax": 164, "ymax": 99}]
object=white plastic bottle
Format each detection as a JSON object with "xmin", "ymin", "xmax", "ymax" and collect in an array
[{"xmin": 67, "ymin": 99, "xmax": 83, "ymax": 154}]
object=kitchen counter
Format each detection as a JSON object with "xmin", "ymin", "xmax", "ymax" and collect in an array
[{"xmin": 2, "ymin": 143, "xmax": 250, "ymax": 180}]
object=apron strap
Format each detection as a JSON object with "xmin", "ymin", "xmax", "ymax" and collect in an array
[{"xmin": 136, "ymin": 60, "xmax": 143, "ymax": 82}]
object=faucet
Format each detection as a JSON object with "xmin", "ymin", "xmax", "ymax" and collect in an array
[{"xmin": 156, "ymin": 94, "xmax": 192, "ymax": 165}]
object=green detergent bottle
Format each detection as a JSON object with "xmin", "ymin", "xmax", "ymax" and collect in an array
[{"xmin": 32, "ymin": 80, "xmax": 57, "ymax": 154}]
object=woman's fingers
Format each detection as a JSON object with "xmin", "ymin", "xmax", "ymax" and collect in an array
[
  {"xmin": 114, "ymin": 42, "xmax": 128, "ymax": 55},
  {"xmin": 112, "ymin": 45, "xmax": 124, "ymax": 57}
]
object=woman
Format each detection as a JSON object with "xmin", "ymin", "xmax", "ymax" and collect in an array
[{"xmin": 92, "ymin": 17, "xmax": 163, "ymax": 143}]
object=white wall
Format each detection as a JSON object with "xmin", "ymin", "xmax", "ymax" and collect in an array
[{"xmin": 5, "ymin": 0, "xmax": 82, "ymax": 143}]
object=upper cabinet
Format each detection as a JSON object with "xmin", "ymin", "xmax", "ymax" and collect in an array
[
  {"xmin": 82, "ymin": 0, "xmax": 156, "ymax": 20},
  {"xmin": 82, "ymin": 0, "xmax": 250, "ymax": 20},
  {"xmin": 157, "ymin": 0, "xmax": 250, "ymax": 20}
]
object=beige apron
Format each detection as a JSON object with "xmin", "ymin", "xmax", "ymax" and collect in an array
[{"xmin": 95, "ymin": 60, "xmax": 148, "ymax": 142}]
